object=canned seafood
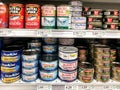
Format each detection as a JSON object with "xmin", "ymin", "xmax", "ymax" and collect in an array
[
  {"xmin": 9, "ymin": 3, "xmax": 24, "ymax": 28},
  {"xmin": 87, "ymin": 9, "xmax": 103, "ymax": 16},
  {"xmin": 59, "ymin": 38, "xmax": 74, "ymax": 46},
  {"xmin": 103, "ymin": 22, "xmax": 118, "ymax": 30},
  {"xmin": 70, "ymin": 0, "xmax": 83, "ymax": 6},
  {"xmin": 104, "ymin": 9, "xmax": 119, "ymax": 16}
]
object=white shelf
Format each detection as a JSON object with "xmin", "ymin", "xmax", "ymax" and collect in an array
[{"xmin": 0, "ymin": 29, "xmax": 120, "ymax": 38}]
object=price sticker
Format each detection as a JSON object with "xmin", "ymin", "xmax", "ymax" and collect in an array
[
  {"xmin": 79, "ymin": 85, "xmax": 95, "ymax": 90},
  {"xmin": 0, "ymin": 29, "xmax": 12, "ymax": 36},
  {"xmin": 37, "ymin": 30, "xmax": 43, "ymax": 37},
  {"xmin": 37, "ymin": 85, "xmax": 52, "ymax": 90},
  {"xmin": 73, "ymin": 31, "xmax": 86, "ymax": 37},
  {"xmin": 92, "ymin": 31, "xmax": 106, "ymax": 38},
  {"xmin": 65, "ymin": 85, "xmax": 78, "ymax": 90}
]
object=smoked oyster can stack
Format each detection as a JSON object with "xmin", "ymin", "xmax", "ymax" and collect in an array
[
  {"xmin": 1, "ymin": 45, "xmax": 22, "ymax": 83},
  {"xmin": 41, "ymin": 5, "xmax": 56, "ymax": 29},
  {"xmin": 58, "ymin": 46, "xmax": 78, "ymax": 82},
  {"xmin": 111, "ymin": 62, "xmax": 120, "ymax": 82},
  {"xmin": 22, "ymin": 49, "xmax": 38, "ymax": 82},
  {"xmin": 103, "ymin": 9, "xmax": 119, "ymax": 30},
  {"xmin": 69, "ymin": 0, "xmax": 86, "ymax": 30},
  {"xmin": 9, "ymin": 3, "xmax": 24, "ymax": 28},
  {"xmin": 39, "ymin": 38, "xmax": 58, "ymax": 81},
  {"xmin": 78, "ymin": 62, "xmax": 94, "ymax": 83},
  {"xmin": 57, "ymin": 5, "xmax": 70, "ymax": 29},
  {"xmin": 25, "ymin": 4, "xmax": 40, "ymax": 29},
  {"xmin": 93, "ymin": 45, "xmax": 111, "ymax": 82},
  {"xmin": 87, "ymin": 9, "xmax": 103, "ymax": 30}
]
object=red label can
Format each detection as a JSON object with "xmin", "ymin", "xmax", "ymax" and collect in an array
[
  {"xmin": 25, "ymin": 4, "xmax": 40, "ymax": 29},
  {"xmin": 9, "ymin": 3, "xmax": 24, "ymax": 28},
  {"xmin": 0, "ymin": 3, "xmax": 8, "ymax": 28}
]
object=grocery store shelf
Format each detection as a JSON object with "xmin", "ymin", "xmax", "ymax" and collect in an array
[
  {"xmin": 0, "ymin": 79, "xmax": 120, "ymax": 86},
  {"xmin": 82, "ymin": 0, "xmax": 120, "ymax": 3},
  {"xmin": 0, "ymin": 29, "xmax": 120, "ymax": 38}
]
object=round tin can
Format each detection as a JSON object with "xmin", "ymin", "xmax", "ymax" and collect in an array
[
  {"xmin": 59, "ymin": 38, "xmax": 74, "ymax": 46},
  {"xmin": 42, "ymin": 38, "xmax": 57, "ymax": 45},
  {"xmin": 70, "ymin": 11, "xmax": 82, "ymax": 17},
  {"xmin": 40, "ymin": 54, "xmax": 58, "ymax": 71},
  {"xmin": 59, "ymin": 46, "xmax": 78, "ymax": 60},
  {"xmin": 70, "ymin": 0, "xmax": 83, "ymax": 6},
  {"xmin": 70, "ymin": 6, "xmax": 82, "ymax": 12},
  {"xmin": 103, "ymin": 16, "xmax": 119, "ymax": 23},
  {"xmin": 104, "ymin": 9, "xmax": 119, "ymax": 16},
  {"xmin": 42, "ymin": 45, "xmax": 57, "ymax": 54},
  {"xmin": 25, "ymin": 4, "xmax": 40, "ymax": 29},
  {"xmin": 41, "ymin": 5, "xmax": 56, "ymax": 29},
  {"xmin": 70, "ymin": 23, "xmax": 86, "ymax": 30},
  {"xmin": 22, "ymin": 67, "xmax": 38, "ymax": 75},
  {"xmin": 57, "ymin": 5, "xmax": 70, "ymax": 29},
  {"xmin": 22, "ymin": 73, "xmax": 38, "ymax": 82},
  {"xmin": 58, "ymin": 69, "xmax": 77, "ymax": 82},
  {"xmin": 88, "ymin": 16, "xmax": 103, "ymax": 22},
  {"xmin": 101, "ymin": 75, "xmax": 110, "ymax": 82},
  {"xmin": 39, "ymin": 69, "xmax": 57, "ymax": 81},
  {"xmin": 1, "ymin": 71, "xmax": 20, "ymax": 83},
  {"xmin": 59, "ymin": 58, "xmax": 78, "ymax": 71},
  {"xmin": 78, "ymin": 62, "xmax": 94, "ymax": 76},
  {"xmin": 79, "ymin": 75, "xmax": 93, "ymax": 83},
  {"xmin": 22, "ymin": 60, "xmax": 38, "ymax": 68},
  {"xmin": 87, "ymin": 9, "xmax": 103, "ymax": 16},
  {"xmin": 22, "ymin": 49, "xmax": 38, "ymax": 62},
  {"xmin": 9, "ymin": 3, "xmax": 24, "ymax": 28},
  {"xmin": 0, "ymin": 3, "xmax": 8, "ymax": 28},
  {"xmin": 71, "ymin": 17, "xmax": 86, "ymax": 23}
]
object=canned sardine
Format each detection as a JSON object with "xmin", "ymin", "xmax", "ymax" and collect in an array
[
  {"xmin": 59, "ymin": 46, "xmax": 78, "ymax": 60},
  {"xmin": 87, "ymin": 22, "xmax": 103, "ymax": 30},
  {"xmin": 104, "ymin": 9, "xmax": 119, "ymax": 16},
  {"xmin": 0, "ymin": 3, "xmax": 8, "ymax": 28},
  {"xmin": 25, "ymin": 4, "xmax": 40, "ymax": 29},
  {"xmin": 9, "ymin": 3, "xmax": 24, "ymax": 28},
  {"xmin": 70, "ymin": 6, "xmax": 82, "ymax": 11},
  {"xmin": 71, "ymin": 17, "xmax": 86, "ymax": 23},
  {"xmin": 70, "ymin": 23, "xmax": 86, "ymax": 29},
  {"xmin": 103, "ymin": 22, "xmax": 118, "ymax": 30},
  {"xmin": 103, "ymin": 16, "xmax": 119, "ymax": 23},
  {"xmin": 59, "ymin": 38, "xmax": 74, "ymax": 46},
  {"xmin": 88, "ymin": 16, "xmax": 103, "ymax": 22},
  {"xmin": 22, "ymin": 67, "xmax": 38, "ymax": 75},
  {"xmin": 22, "ymin": 60, "xmax": 38, "ymax": 68},
  {"xmin": 42, "ymin": 38, "xmax": 57, "ymax": 45},
  {"xmin": 87, "ymin": 9, "xmax": 103, "ymax": 16},
  {"xmin": 70, "ymin": 11, "xmax": 82, "ymax": 17},
  {"xmin": 70, "ymin": 0, "xmax": 83, "ymax": 6}
]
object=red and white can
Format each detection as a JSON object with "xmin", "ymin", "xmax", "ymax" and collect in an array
[
  {"xmin": 25, "ymin": 4, "xmax": 40, "ymax": 29},
  {"xmin": 9, "ymin": 3, "xmax": 24, "ymax": 28},
  {"xmin": 0, "ymin": 3, "xmax": 8, "ymax": 28}
]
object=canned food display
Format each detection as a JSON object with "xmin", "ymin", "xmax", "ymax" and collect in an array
[
  {"xmin": 25, "ymin": 4, "xmax": 40, "ymax": 29},
  {"xmin": 9, "ymin": 3, "xmax": 24, "ymax": 28}
]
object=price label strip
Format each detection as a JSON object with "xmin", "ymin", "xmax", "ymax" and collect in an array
[
  {"xmin": 37, "ymin": 30, "xmax": 43, "ymax": 37},
  {"xmin": 79, "ymin": 85, "xmax": 95, "ymax": 90},
  {"xmin": 73, "ymin": 31, "xmax": 86, "ymax": 37},
  {"xmin": 92, "ymin": 31, "xmax": 106, "ymax": 38},
  {"xmin": 37, "ymin": 85, "xmax": 52, "ymax": 90},
  {"xmin": 0, "ymin": 29, "xmax": 12, "ymax": 36},
  {"xmin": 65, "ymin": 85, "xmax": 78, "ymax": 90},
  {"xmin": 102, "ymin": 85, "xmax": 120, "ymax": 90}
]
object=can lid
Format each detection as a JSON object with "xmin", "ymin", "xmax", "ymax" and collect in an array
[
  {"xmin": 59, "ymin": 46, "xmax": 78, "ymax": 53},
  {"xmin": 23, "ymin": 49, "xmax": 38, "ymax": 55}
]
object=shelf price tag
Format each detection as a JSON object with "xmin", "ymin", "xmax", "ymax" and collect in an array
[
  {"xmin": 0, "ymin": 29, "xmax": 12, "ymax": 36},
  {"xmin": 79, "ymin": 85, "xmax": 95, "ymax": 90},
  {"xmin": 73, "ymin": 31, "xmax": 86, "ymax": 37},
  {"xmin": 102, "ymin": 85, "xmax": 120, "ymax": 90},
  {"xmin": 65, "ymin": 85, "xmax": 78, "ymax": 90},
  {"xmin": 37, "ymin": 30, "xmax": 43, "ymax": 37},
  {"xmin": 92, "ymin": 31, "xmax": 106, "ymax": 38},
  {"xmin": 37, "ymin": 85, "xmax": 52, "ymax": 90}
]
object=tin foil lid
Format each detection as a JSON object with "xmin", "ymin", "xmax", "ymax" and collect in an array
[
  {"xmin": 59, "ymin": 46, "xmax": 78, "ymax": 53},
  {"xmin": 23, "ymin": 49, "xmax": 38, "ymax": 55}
]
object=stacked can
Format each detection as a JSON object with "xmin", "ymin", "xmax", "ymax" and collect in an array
[
  {"xmin": 103, "ymin": 10, "xmax": 119, "ymax": 30},
  {"xmin": 25, "ymin": 4, "xmax": 40, "ymax": 29},
  {"xmin": 111, "ymin": 62, "xmax": 120, "ymax": 82},
  {"xmin": 58, "ymin": 46, "xmax": 78, "ymax": 82},
  {"xmin": 69, "ymin": 0, "xmax": 86, "ymax": 30},
  {"xmin": 39, "ymin": 38, "xmax": 58, "ymax": 81},
  {"xmin": 41, "ymin": 5, "xmax": 56, "ymax": 29},
  {"xmin": 59, "ymin": 38, "xmax": 74, "ymax": 46},
  {"xmin": 87, "ymin": 9, "xmax": 103, "ymax": 30},
  {"xmin": 78, "ymin": 62, "xmax": 94, "ymax": 83},
  {"xmin": 77, "ymin": 46, "xmax": 88, "ymax": 63},
  {"xmin": 110, "ymin": 47, "xmax": 116, "ymax": 63},
  {"xmin": 94, "ymin": 44, "xmax": 111, "ymax": 82},
  {"xmin": 22, "ymin": 49, "xmax": 38, "ymax": 82},
  {"xmin": 57, "ymin": 5, "xmax": 70, "ymax": 29},
  {"xmin": 1, "ymin": 45, "xmax": 21, "ymax": 83}
]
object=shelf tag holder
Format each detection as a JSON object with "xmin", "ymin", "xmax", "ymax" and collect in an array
[
  {"xmin": 37, "ymin": 85, "xmax": 52, "ymax": 90},
  {"xmin": 65, "ymin": 85, "xmax": 78, "ymax": 90}
]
